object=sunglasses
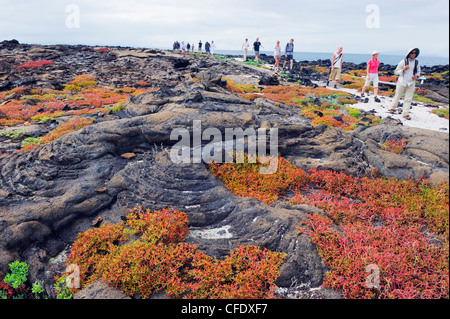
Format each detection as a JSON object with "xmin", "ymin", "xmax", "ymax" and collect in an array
[{"xmin": 410, "ymin": 52, "xmax": 417, "ymax": 55}]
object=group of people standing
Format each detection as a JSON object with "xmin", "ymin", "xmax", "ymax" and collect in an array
[
  {"xmin": 172, "ymin": 40, "xmax": 216, "ymax": 54},
  {"xmin": 241, "ymin": 38, "xmax": 421, "ymax": 120},
  {"xmin": 241, "ymin": 37, "xmax": 294, "ymax": 70},
  {"xmin": 340, "ymin": 46, "xmax": 421, "ymax": 120},
  {"xmin": 172, "ymin": 37, "xmax": 421, "ymax": 121}
]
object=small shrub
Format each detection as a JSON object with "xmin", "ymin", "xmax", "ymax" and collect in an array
[
  {"xmin": 208, "ymin": 153, "xmax": 309, "ymax": 204},
  {"xmin": 223, "ymin": 78, "xmax": 260, "ymax": 94},
  {"xmin": 346, "ymin": 107, "xmax": 360, "ymax": 119},
  {"xmin": 312, "ymin": 66, "xmax": 328, "ymax": 74},
  {"xmin": 379, "ymin": 76, "xmax": 397, "ymax": 82},
  {"xmin": 31, "ymin": 111, "xmax": 64, "ymax": 123},
  {"xmin": 0, "ymin": 261, "xmax": 30, "ymax": 299},
  {"xmin": 0, "ymin": 101, "xmax": 39, "ymax": 122},
  {"xmin": 71, "ymin": 74, "xmax": 98, "ymax": 88},
  {"xmin": 211, "ymin": 155, "xmax": 449, "ymax": 299},
  {"xmin": 31, "ymin": 281, "xmax": 45, "ymax": 299},
  {"xmin": 54, "ymin": 277, "xmax": 73, "ymax": 299},
  {"xmin": 338, "ymin": 97, "xmax": 357, "ymax": 105},
  {"xmin": 380, "ymin": 138, "xmax": 407, "ymax": 154},
  {"xmin": 94, "ymin": 47, "xmax": 108, "ymax": 53},
  {"xmin": 432, "ymin": 108, "xmax": 449, "ymax": 119},
  {"xmin": 3, "ymin": 261, "xmax": 29, "ymax": 289},
  {"xmin": 413, "ymin": 94, "xmax": 438, "ymax": 105},
  {"xmin": 16, "ymin": 60, "xmax": 54, "ymax": 70},
  {"xmin": 20, "ymin": 118, "xmax": 94, "ymax": 151},
  {"xmin": 21, "ymin": 137, "xmax": 42, "ymax": 149},
  {"xmin": 310, "ymin": 115, "xmax": 343, "ymax": 128},
  {"xmin": 61, "ymin": 207, "xmax": 285, "ymax": 299}
]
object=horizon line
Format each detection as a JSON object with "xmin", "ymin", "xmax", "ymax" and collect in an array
[{"xmin": 4, "ymin": 40, "xmax": 449, "ymax": 60}]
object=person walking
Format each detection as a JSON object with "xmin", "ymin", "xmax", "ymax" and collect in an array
[
  {"xmin": 327, "ymin": 46, "xmax": 343, "ymax": 88},
  {"xmin": 388, "ymin": 48, "xmax": 421, "ymax": 120},
  {"xmin": 252, "ymin": 37, "xmax": 263, "ymax": 63},
  {"xmin": 283, "ymin": 39, "xmax": 294, "ymax": 70},
  {"xmin": 198, "ymin": 40, "xmax": 202, "ymax": 53},
  {"xmin": 361, "ymin": 50, "xmax": 381, "ymax": 102},
  {"xmin": 205, "ymin": 41, "xmax": 211, "ymax": 54},
  {"xmin": 242, "ymin": 39, "xmax": 250, "ymax": 61},
  {"xmin": 274, "ymin": 41, "xmax": 282, "ymax": 72}
]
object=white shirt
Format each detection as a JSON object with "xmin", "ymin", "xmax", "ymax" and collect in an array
[
  {"xmin": 274, "ymin": 45, "xmax": 281, "ymax": 57},
  {"xmin": 333, "ymin": 52, "xmax": 343, "ymax": 68},
  {"xmin": 394, "ymin": 58, "xmax": 421, "ymax": 87},
  {"xmin": 242, "ymin": 42, "xmax": 250, "ymax": 50}
]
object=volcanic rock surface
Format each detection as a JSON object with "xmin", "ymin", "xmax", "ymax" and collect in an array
[{"xmin": 0, "ymin": 41, "xmax": 448, "ymax": 298}]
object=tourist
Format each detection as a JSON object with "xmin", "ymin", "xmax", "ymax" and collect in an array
[
  {"xmin": 210, "ymin": 41, "xmax": 216, "ymax": 55},
  {"xmin": 327, "ymin": 46, "xmax": 343, "ymax": 88},
  {"xmin": 283, "ymin": 39, "xmax": 294, "ymax": 70},
  {"xmin": 388, "ymin": 48, "xmax": 421, "ymax": 120},
  {"xmin": 181, "ymin": 41, "xmax": 186, "ymax": 53},
  {"xmin": 242, "ymin": 39, "xmax": 250, "ymax": 61},
  {"xmin": 186, "ymin": 42, "xmax": 191, "ymax": 52},
  {"xmin": 173, "ymin": 41, "xmax": 180, "ymax": 52},
  {"xmin": 205, "ymin": 41, "xmax": 210, "ymax": 54},
  {"xmin": 252, "ymin": 37, "xmax": 263, "ymax": 63},
  {"xmin": 274, "ymin": 41, "xmax": 281, "ymax": 72},
  {"xmin": 361, "ymin": 50, "xmax": 381, "ymax": 102},
  {"xmin": 198, "ymin": 40, "xmax": 202, "ymax": 53}
]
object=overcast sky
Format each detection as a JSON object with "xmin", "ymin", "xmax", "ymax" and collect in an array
[{"xmin": 0, "ymin": 0, "xmax": 448, "ymax": 57}]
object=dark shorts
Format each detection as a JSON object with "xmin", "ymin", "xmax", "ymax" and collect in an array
[{"xmin": 285, "ymin": 54, "xmax": 293, "ymax": 61}]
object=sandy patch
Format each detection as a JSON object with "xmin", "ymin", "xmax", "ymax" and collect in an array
[{"xmin": 316, "ymin": 81, "xmax": 449, "ymax": 133}]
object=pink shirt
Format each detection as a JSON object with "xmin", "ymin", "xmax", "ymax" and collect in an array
[{"xmin": 368, "ymin": 58, "xmax": 380, "ymax": 74}]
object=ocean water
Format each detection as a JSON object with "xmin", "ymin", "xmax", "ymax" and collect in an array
[{"xmin": 213, "ymin": 49, "xmax": 449, "ymax": 67}]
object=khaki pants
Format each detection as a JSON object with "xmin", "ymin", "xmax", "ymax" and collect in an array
[
  {"xmin": 328, "ymin": 67, "xmax": 341, "ymax": 81},
  {"xmin": 243, "ymin": 49, "xmax": 248, "ymax": 61},
  {"xmin": 390, "ymin": 82, "xmax": 415, "ymax": 116}
]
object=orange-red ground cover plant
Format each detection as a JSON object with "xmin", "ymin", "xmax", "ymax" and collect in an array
[
  {"xmin": 60, "ymin": 207, "xmax": 286, "ymax": 299},
  {"xmin": 209, "ymin": 155, "xmax": 449, "ymax": 299}
]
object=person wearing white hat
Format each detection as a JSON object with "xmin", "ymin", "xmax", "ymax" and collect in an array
[
  {"xmin": 388, "ymin": 48, "xmax": 421, "ymax": 120},
  {"xmin": 361, "ymin": 50, "xmax": 381, "ymax": 102}
]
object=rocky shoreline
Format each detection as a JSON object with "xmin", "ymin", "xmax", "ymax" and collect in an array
[
  {"xmin": 0, "ymin": 40, "xmax": 448, "ymax": 299},
  {"xmin": 219, "ymin": 51, "xmax": 449, "ymax": 104}
]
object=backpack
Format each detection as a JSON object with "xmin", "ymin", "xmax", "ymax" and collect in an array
[{"xmin": 404, "ymin": 58, "xmax": 419, "ymax": 75}]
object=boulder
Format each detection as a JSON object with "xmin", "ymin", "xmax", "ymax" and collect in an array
[{"xmin": 353, "ymin": 124, "xmax": 449, "ymax": 184}]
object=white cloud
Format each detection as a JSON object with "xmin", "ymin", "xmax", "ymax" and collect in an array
[{"xmin": 0, "ymin": 0, "xmax": 448, "ymax": 57}]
